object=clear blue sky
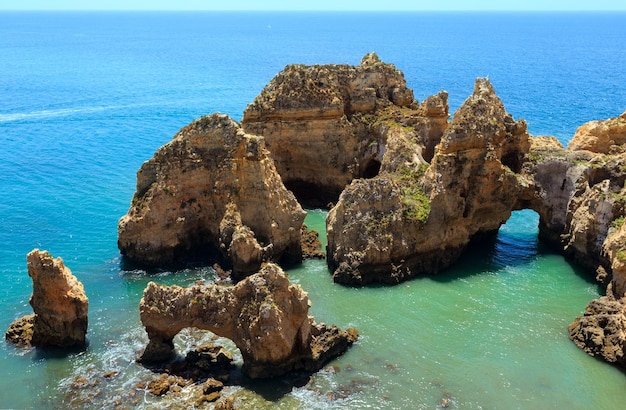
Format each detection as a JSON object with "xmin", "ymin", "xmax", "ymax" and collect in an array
[{"xmin": 1, "ymin": 0, "xmax": 625, "ymax": 11}]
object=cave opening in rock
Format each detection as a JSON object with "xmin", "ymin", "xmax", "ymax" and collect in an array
[
  {"xmin": 463, "ymin": 209, "xmax": 543, "ymax": 270},
  {"xmin": 362, "ymin": 159, "xmax": 381, "ymax": 179},
  {"xmin": 490, "ymin": 209, "xmax": 541, "ymax": 268},
  {"xmin": 284, "ymin": 180, "xmax": 343, "ymax": 209}
]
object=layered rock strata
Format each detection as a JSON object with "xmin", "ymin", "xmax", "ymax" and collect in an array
[
  {"xmin": 5, "ymin": 249, "xmax": 88, "ymax": 348},
  {"xmin": 242, "ymin": 52, "xmax": 448, "ymax": 207},
  {"xmin": 138, "ymin": 263, "xmax": 358, "ymax": 378},
  {"xmin": 327, "ymin": 78, "xmax": 530, "ymax": 285},
  {"xmin": 118, "ymin": 113, "xmax": 306, "ymax": 277}
]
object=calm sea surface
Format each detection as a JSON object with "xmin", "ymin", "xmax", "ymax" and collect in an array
[{"xmin": 1, "ymin": 11, "xmax": 626, "ymax": 409}]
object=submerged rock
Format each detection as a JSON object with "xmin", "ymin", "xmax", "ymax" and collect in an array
[
  {"xmin": 118, "ymin": 113, "xmax": 306, "ymax": 277},
  {"xmin": 138, "ymin": 263, "xmax": 357, "ymax": 378},
  {"xmin": 5, "ymin": 249, "xmax": 88, "ymax": 348}
]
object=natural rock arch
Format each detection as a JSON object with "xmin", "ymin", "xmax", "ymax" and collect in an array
[
  {"xmin": 138, "ymin": 263, "xmax": 357, "ymax": 379},
  {"xmin": 118, "ymin": 54, "xmax": 626, "ymax": 372}
]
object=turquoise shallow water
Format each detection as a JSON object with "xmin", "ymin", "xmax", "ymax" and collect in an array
[{"xmin": 1, "ymin": 11, "xmax": 626, "ymax": 409}]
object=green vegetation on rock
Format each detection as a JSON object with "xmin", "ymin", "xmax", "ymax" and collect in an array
[{"xmin": 394, "ymin": 162, "xmax": 431, "ymax": 224}]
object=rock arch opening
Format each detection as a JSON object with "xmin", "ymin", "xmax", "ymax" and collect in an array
[
  {"xmin": 137, "ymin": 263, "xmax": 358, "ymax": 379},
  {"xmin": 491, "ymin": 209, "xmax": 541, "ymax": 268}
]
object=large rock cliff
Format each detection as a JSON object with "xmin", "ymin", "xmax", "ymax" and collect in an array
[
  {"xmin": 118, "ymin": 113, "xmax": 306, "ymax": 277},
  {"xmin": 563, "ymin": 111, "xmax": 626, "ymax": 366},
  {"xmin": 5, "ymin": 249, "xmax": 88, "ymax": 348},
  {"xmin": 138, "ymin": 263, "xmax": 357, "ymax": 378},
  {"xmin": 326, "ymin": 78, "xmax": 530, "ymax": 284},
  {"xmin": 115, "ymin": 55, "xmax": 626, "ymax": 373},
  {"xmin": 242, "ymin": 52, "xmax": 447, "ymax": 207}
]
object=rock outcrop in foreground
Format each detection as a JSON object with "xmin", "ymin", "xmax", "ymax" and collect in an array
[
  {"xmin": 118, "ymin": 113, "xmax": 306, "ymax": 277},
  {"xmin": 138, "ymin": 263, "xmax": 357, "ymax": 378},
  {"xmin": 6, "ymin": 249, "xmax": 88, "ymax": 348},
  {"xmin": 242, "ymin": 52, "xmax": 447, "ymax": 207}
]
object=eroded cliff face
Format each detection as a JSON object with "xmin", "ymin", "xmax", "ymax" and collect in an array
[
  {"xmin": 138, "ymin": 263, "xmax": 357, "ymax": 378},
  {"xmin": 327, "ymin": 78, "xmax": 530, "ymax": 285},
  {"xmin": 562, "ymin": 111, "xmax": 626, "ymax": 367},
  {"xmin": 241, "ymin": 52, "xmax": 447, "ymax": 207},
  {"xmin": 114, "ymin": 55, "xmax": 626, "ymax": 373},
  {"xmin": 5, "ymin": 249, "xmax": 88, "ymax": 348},
  {"xmin": 118, "ymin": 113, "xmax": 306, "ymax": 277}
]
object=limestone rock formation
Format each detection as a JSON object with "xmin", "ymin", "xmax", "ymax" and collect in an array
[
  {"xmin": 138, "ymin": 263, "xmax": 357, "ymax": 378},
  {"xmin": 242, "ymin": 53, "xmax": 447, "ymax": 207},
  {"xmin": 5, "ymin": 249, "xmax": 88, "ymax": 348},
  {"xmin": 568, "ymin": 110, "xmax": 626, "ymax": 153},
  {"xmin": 568, "ymin": 295, "xmax": 626, "ymax": 367},
  {"xmin": 511, "ymin": 114, "xmax": 626, "ymax": 369},
  {"xmin": 118, "ymin": 113, "xmax": 306, "ymax": 277},
  {"xmin": 327, "ymin": 78, "xmax": 530, "ymax": 285}
]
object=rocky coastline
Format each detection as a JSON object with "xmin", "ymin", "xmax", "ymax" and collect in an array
[
  {"xmin": 7, "ymin": 53, "xmax": 626, "ymax": 407},
  {"xmin": 115, "ymin": 54, "xmax": 626, "ymax": 375}
]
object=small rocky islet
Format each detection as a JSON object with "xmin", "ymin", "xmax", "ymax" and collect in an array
[{"xmin": 7, "ymin": 52, "xmax": 626, "ymax": 406}]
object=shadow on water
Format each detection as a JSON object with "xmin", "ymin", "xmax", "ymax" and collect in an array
[
  {"xmin": 237, "ymin": 371, "xmax": 314, "ymax": 401},
  {"xmin": 141, "ymin": 353, "xmax": 314, "ymax": 402},
  {"xmin": 429, "ymin": 210, "xmax": 603, "ymax": 293},
  {"xmin": 32, "ymin": 343, "xmax": 89, "ymax": 361},
  {"xmin": 431, "ymin": 231, "xmax": 541, "ymax": 284},
  {"xmin": 118, "ymin": 251, "xmax": 227, "ymax": 275},
  {"xmin": 431, "ymin": 209, "xmax": 567, "ymax": 283}
]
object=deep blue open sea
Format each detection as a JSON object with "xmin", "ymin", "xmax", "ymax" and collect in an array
[{"xmin": 2, "ymin": 11, "xmax": 626, "ymax": 409}]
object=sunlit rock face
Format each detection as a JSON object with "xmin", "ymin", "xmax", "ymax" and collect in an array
[
  {"xmin": 6, "ymin": 249, "xmax": 88, "ymax": 348},
  {"xmin": 327, "ymin": 78, "xmax": 530, "ymax": 285},
  {"xmin": 138, "ymin": 263, "xmax": 357, "ymax": 378},
  {"xmin": 118, "ymin": 113, "xmax": 306, "ymax": 278},
  {"xmin": 241, "ymin": 52, "xmax": 447, "ymax": 207}
]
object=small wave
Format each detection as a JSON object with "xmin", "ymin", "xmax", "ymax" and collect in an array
[
  {"xmin": 0, "ymin": 102, "xmax": 162, "ymax": 123},
  {"xmin": 0, "ymin": 106, "xmax": 117, "ymax": 123}
]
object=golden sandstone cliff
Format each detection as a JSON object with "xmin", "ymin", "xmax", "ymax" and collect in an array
[
  {"xmin": 241, "ymin": 52, "xmax": 446, "ymax": 207},
  {"xmin": 118, "ymin": 113, "xmax": 305, "ymax": 278},
  {"xmin": 327, "ymin": 78, "xmax": 529, "ymax": 284},
  {"xmin": 116, "ymin": 54, "xmax": 626, "ymax": 373}
]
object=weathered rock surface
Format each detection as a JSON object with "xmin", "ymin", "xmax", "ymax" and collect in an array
[
  {"xmin": 5, "ymin": 249, "xmax": 88, "ymax": 348},
  {"xmin": 138, "ymin": 263, "xmax": 357, "ymax": 378},
  {"xmin": 115, "ymin": 54, "xmax": 626, "ymax": 373},
  {"xmin": 568, "ymin": 110, "xmax": 626, "ymax": 153},
  {"xmin": 517, "ymin": 116, "xmax": 626, "ymax": 369},
  {"xmin": 118, "ymin": 113, "xmax": 306, "ymax": 277},
  {"xmin": 242, "ymin": 52, "xmax": 447, "ymax": 207},
  {"xmin": 568, "ymin": 295, "xmax": 626, "ymax": 367},
  {"xmin": 5, "ymin": 314, "xmax": 34, "ymax": 347},
  {"xmin": 327, "ymin": 78, "xmax": 530, "ymax": 284}
]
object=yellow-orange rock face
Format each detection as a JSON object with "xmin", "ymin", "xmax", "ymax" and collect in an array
[
  {"xmin": 138, "ymin": 263, "xmax": 357, "ymax": 378},
  {"xmin": 241, "ymin": 53, "xmax": 447, "ymax": 206},
  {"xmin": 327, "ymin": 78, "xmax": 530, "ymax": 284},
  {"xmin": 118, "ymin": 113, "xmax": 306, "ymax": 276},
  {"xmin": 568, "ymin": 110, "xmax": 626, "ymax": 153},
  {"xmin": 6, "ymin": 249, "xmax": 88, "ymax": 348}
]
